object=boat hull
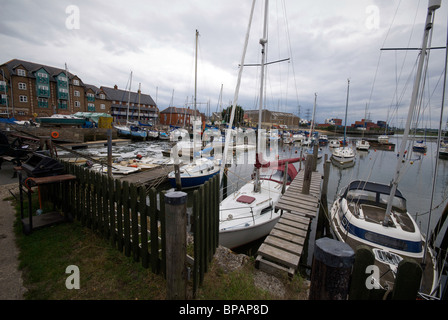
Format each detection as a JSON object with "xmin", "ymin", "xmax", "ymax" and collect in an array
[
  {"xmin": 168, "ymin": 169, "xmax": 219, "ymax": 189},
  {"xmin": 219, "ymin": 213, "xmax": 281, "ymax": 249},
  {"xmin": 329, "ymin": 189, "xmax": 438, "ymax": 296}
]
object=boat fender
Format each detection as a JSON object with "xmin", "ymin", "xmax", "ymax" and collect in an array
[
  {"xmin": 227, "ymin": 214, "xmax": 233, "ymax": 220},
  {"xmin": 51, "ymin": 131, "xmax": 60, "ymax": 139}
]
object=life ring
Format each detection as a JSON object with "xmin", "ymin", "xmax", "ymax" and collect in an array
[{"xmin": 51, "ymin": 131, "xmax": 60, "ymax": 139}]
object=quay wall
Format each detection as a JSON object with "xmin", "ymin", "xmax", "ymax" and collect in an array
[{"xmin": 0, "ymin": 124, "xmax": 118, "ymax": 142}]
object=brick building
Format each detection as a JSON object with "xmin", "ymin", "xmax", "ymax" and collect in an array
[
  {"xmin": 0, "ymin": 59, "xmax": 158, "ymax": 123},
  {"xmin": 159, "ymin": 107, "xmax": 205, "ymax": 128}
]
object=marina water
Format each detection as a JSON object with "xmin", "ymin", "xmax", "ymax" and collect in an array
[{"xmin": 66, "ymin": 135, "xmax": 448, "ymax": 267}]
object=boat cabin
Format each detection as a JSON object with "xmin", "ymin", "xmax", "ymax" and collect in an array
[
  {"xmin": 340, "ymin": 180, "xmax": 422, "ymax": 254},
  {"xmin": 259, "ymin": 163, "xmax": 298, "ymax": 185}
]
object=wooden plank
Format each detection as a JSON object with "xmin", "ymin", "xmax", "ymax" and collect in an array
[
  {"xmin": 270, "ymin": 228, "xmax": 307, "ymax": 244},
  {"xmin": 281, "ymin": 212, "xmax": 310, "ymax": 225},
  {"xmin": 278, "ymin": 217, "xmax": 309, "ymax": 231},
  {"xmin": 277, "ymin": 195, "xmax": 319, "ymax": 210},
  {"xmin": 276, "ymin": 202, "xmax": 318, "ymax": 217},
  {"xmin": 256, "ymin": 255, "xmax": 295, "ymax": 278},
  {"xmin": 264, "ymin": 235, "xmax": 303, "ymax": 255},
  {"xmin": 274, "ymin": 222, "xmax": 308, "ymax": 237},
  {"xmin": 257, "ymin": 243, "xmax": 300, "ymax": 269}
]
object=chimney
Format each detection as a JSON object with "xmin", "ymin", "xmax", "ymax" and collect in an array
[{"xmin": 114, "ymin": 85, "xmax": 118, "ymax": 90}]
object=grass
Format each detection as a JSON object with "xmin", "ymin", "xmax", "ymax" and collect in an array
[{"xmin": 10, "ymin": 194, "xmax": 308, "ymax": 300}]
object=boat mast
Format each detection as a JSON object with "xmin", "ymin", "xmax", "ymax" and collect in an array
[
  {"xmin": 138, "ymin": 82, "xmax": 141, "ymax": 122},
  {"xmin": 126, "ymin": 71, "xmax": 133, "ymax": 125},
  {"xmin": 219, "ymin": 0, "xmax": 256, "ymax": 184},
  {"xmin": 254, "ymin": 0, "xmax": 269, "ymax": 193},
  {"xmin": 194, "ymin": 29, "xmax": 199, "ymax": 123},
  {"xmin": 384, "ymin": 0, "xmax": 441, "ymax": 225},
  {"xmin": 310, "ymin": 93, "xmax": 317, "ymax": 143},
  {"xmin": 343, "ymin": 78, "xmax": 350, "ymax": 146}
]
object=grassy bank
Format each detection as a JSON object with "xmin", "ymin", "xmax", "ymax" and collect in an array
[{"xmin": 10, "ymin": 195, "xmax": 307, "ymax": 300}]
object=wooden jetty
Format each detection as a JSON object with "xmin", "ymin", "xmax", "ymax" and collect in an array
[
  {"xmin": 256, "ymin": 169, "xmax": 322, "ymax": 278},
  {"xmin": 59, "ymin": 138, "xmax": 131, "ymax": 150},
  {"xmin": 118, "ymin": 164, "xmax": 174, "ymax": 188}
]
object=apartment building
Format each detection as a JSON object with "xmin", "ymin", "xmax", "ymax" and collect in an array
[{"xmin": 0, "ymin": 59, "xmax": 158, "ymax": 123}]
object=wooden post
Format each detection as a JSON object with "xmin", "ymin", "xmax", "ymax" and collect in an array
[
  {"xmin": 165, "ymin": 191, "xmax": 188, "ymax": 300},
  {"xmin": 348, "ymin": 246, "xmax": 376, "ymax": 300},
  {"xmin": 174, "ymin": 164, "xmax": 182, "ymax": 191},
  {"xmin": 107, "ymin": 129, "xmax": 112, "ymax": 178},
  {"xmin": 302, "ymin": 154, "xmax": 314, "ymax": 195},
  {"xmin": 392, "ymin": 259, "xmax": 423, "ymax": 300},
  {"xmin": 282, "ymin": 161, "xmax": 288, "ymax": 194},
  {"xmin": 309, "ymin": 237, "xmax": 355, "ymax": 300},
  {"xmin": 322, "ymin": 157, "xmax": 330, "ymax": 197},
  {"xmin": 313, "ymin": 144, "xmax": 318, "ymax": 171}
]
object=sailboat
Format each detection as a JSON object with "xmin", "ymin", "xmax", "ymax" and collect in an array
[
  {"xmin": 167, "ymin": 30, "xmax": 219, "ymax": 188},
  {"xmin": 218, "ymin": 0, "xmax": 302, "ymax": 249},
  {"xmin": 114, "ymin": 72, "xmax": 148, "ymax": 141},
  {"xmin": 356, "ymin": 104, "xmax": 370, "ymax": 151},
  {"xmin": 330, "ymin": 0, "xmax": 440, "ymax": 297},
  {"xmin": 331, "ymin": 79, "xmax": 355, "ymax": 164}
]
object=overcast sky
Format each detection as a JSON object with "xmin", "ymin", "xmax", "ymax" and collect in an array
[{"xmin": 1, "ymin": 0, "xmax": 447, "ymax": 128}]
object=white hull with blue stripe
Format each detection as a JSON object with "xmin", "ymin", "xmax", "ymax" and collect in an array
[{"xmin": 330, "ymin": 180, "xmax": 438, "ymax": 296}]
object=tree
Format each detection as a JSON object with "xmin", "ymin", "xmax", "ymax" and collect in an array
[{"xmin": 222, "ymin": 105, "xmax": 244, "ymax": 126}]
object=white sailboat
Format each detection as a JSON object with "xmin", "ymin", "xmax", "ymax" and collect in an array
[
  {"xmin": 331, "ymin": 79, "xmax": 355, "ymax": 164},
  {"xmin": 356, "ymin": 103, "xmax": 370, "ymax": 150},
  {"xmin": 330, "ymin": 0, "xmax": 441, "ymax": 297},
  {"xmin": 218, "ymin": 0, "xmax": 301, "ymax": 249},
  {"xmin": 114, "ymin": 72, "xmax": 148, "ymax": 141}
]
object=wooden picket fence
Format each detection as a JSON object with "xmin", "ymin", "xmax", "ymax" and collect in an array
[{"xmin": 62, "ymin": 162, "xmax": 219, "ymax": 291}]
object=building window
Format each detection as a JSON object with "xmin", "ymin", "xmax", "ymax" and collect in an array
[
  {"xmin": 19, "ymin": 95, "xmax": 27, "ymax": 102},
  {"xmin": 58, "ymin": 101, "xmax": 68, "ymax": 109},
  {"xmin": 73, "ymin": 79, "xmax": 80, "ymax": 86},
  {"xmin": 87, "ymin": 93, "xmax": 95, "ymax": 102},
  {"xmin": 87, "ymin": 103, "xmax": 95, "ymax": 111},
  {"xmin": 37, "ymin": 72, "xmax": 48, "ymax": 79},
  {"xmin": 17, "ymin": 69, "xmax": 26, "ymax": 76},
  {"xmin": 37, "ymin": 85, "xmax": 49, "ymax": 96},
  {"xmin": 74, "ymin": 90, "xmax": 80, "ymax": 97},
  {"xmin": 38, "ymin": 98, "xmax": 48, "ymax": 108},
  {"xmin": 100, "ymin": 104, "xmax": 105, "ymax": 110},
  {"xmin": 0, "ymin": 80, "xmax": 6, "ymax": 92},
  {"xmin": 100, "ymin": 94, "xmax": 105, "ymax": 99},
  {"xmin": 1, "ymin": 94, "xmax": 7, "ymax": 105},
  {"xmin": 74, "ymin": 101, "xmax": 81, "ymax": 107},
  {"xmin": 18, "ymin": 82, "xmax": 27, "ymax": 90}
]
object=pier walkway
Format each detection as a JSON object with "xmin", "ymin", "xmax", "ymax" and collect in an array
[{"xmin": 256, "ymin": 169, "xmax": 322, "ymax": 278}]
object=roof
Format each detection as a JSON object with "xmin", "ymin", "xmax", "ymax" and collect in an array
[
  {"xmin": 161, "ymin": 107, "xmax": 202, "ymax": 116},
  {"xmin": 1, "ymin": 59, "xmax": 80, "ymax": 83},
  {"xmin": 101, "ymin": 86, "xmax": 156, "ymax": 106},
  {"xmin": 344, "ymin": 180, "xmax": 406, "ymax": 199}
]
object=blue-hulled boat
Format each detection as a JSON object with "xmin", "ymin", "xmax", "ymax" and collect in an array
[{"xmin": 167, "ymin": 157, "xmax": 220, "ymax": 189}]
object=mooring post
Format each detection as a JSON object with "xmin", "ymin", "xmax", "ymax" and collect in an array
[
  {"xmin": 174, "ymin": 164, "xmax": 182, "ymax": 191},
  {"xmin": 165, "ymin": 191, "xmax": 188, "ymax": 300},
  {"xmin": 282, "ymin": 161, "xmax": 288, "ymax": 194},
  {"xmin": 309, "ymin": 237, "xmax": 355, "ymax": 300},
  {"xmin": 107, "ymin": 129, "xmax": 112, "ymax": 178},
  {"xmin": 348, "ymin": 246, "xmax": 376, "ymax": 300},
  {"xmin": 392, "ymin": 259, "xmax": 423, "ymax": 300},
  {"xmin": 302, "ymin": 154, "xmax": 314, "ymax": 195},
  {"xmin": 322, "ymin": 156, "xmax": 330, "ymax": 197},
  {"xmin": 313, "ymin": 144, "xmax": 318, "ymax": 171}
]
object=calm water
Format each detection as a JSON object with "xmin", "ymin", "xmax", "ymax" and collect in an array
[{"xmin": 71, "ymin": 135, "xmax": 448, "ymax": 263}]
